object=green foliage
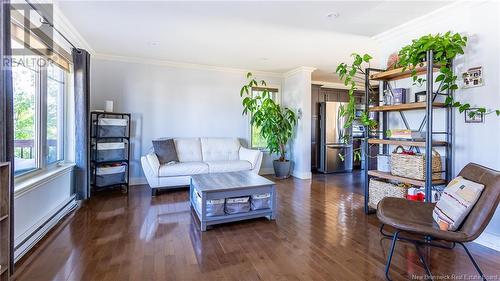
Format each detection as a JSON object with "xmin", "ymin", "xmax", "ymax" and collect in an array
[
  {"xmin": 335, "ymin": 53, "xmax": 376, "ymax": 130},
  {"xmin": 240, "ymin": 73, "xmax": 297, "ymax": 161},
  {"xmin": 398, "ymin": 31, "xmax": 467, "ymax": 93}
]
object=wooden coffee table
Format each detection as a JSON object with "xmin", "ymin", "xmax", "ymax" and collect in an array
[{"xmin": 190, "ymin": 171, "xmax": 276, "ymax": 231}]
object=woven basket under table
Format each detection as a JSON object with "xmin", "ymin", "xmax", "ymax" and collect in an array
[{"xmin": 368, "ymin": 179, "xmax": 409, "ymax": 209}]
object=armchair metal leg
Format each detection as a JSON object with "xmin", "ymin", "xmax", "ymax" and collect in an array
[
  {"xmin": 414, "ymin": 243, "xmax": 434, "ymax": 280},
  {"xmin": 457, "ymin": 242, "xmax": 487, "ymax": 281},
  {"xmin": 385, "ymin": 231, "xmax": 400, "ymax": 281}
]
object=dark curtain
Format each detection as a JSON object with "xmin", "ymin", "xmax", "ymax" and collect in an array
[
  {"xmin": 72, "ymin": 49, "xmax": 91, "ymax": 200},
  {"xmin": 0, "ymin": 0, "xmax": 14, "ymax": 273}
]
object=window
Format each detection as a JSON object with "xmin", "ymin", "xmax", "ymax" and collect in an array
[
  {"xmin": 13, "ymin": 62, "xmax": 39, "ymax": 174},
  {"xmin": 12, "ymin": 58, "xmax": 67, "ymax": 176},
  {"xmin": 250, "ymin": 87, "xmax": 279, "ymax": 149},
  {"xmin": 46, "ymin": 64, "xmax": 65, "ymax": 164}
]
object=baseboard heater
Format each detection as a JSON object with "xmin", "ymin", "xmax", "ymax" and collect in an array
[{"xmin": 14, "ymin": 194, "xmax": 78, "ymax": 262}]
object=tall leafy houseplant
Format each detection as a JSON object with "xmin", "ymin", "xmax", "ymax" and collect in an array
[{"xmin": 240, "ymin": 73, "xmax": 297, "ymax": 178}]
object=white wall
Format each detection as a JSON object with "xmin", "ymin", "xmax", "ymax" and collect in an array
[
  {"xmin": 90, "ymin": 56, "xmax": 284, "ymax": 182},
  {"xmin": 282, "ymin": 67, "xmax": 315, "ymax": 179},
  {"xmin": 374, "ymin": 1, "xmax": 500, "ymax": 251}
]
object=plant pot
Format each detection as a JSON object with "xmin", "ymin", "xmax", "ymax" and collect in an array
[{"xmin": 273, "ymin": 160, "xmax": 291, "ymax": 179}]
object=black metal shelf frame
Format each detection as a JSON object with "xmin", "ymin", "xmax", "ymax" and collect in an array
[
  {"xmin": 90, "ymin": 111, "xmax": 131, "ymax": 195},
  {"xmin": 363, "ymin": 51, "xmax": 454, "ymax": 214}
]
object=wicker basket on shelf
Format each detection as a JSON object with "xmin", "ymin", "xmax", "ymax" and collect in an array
[
  {"xmin": 390, "ymin": 146, "xmax": 442, "ymax": 180},
  {"xmin": 368, "ymin": 179, "xmax": 410, "ymax": 209}
]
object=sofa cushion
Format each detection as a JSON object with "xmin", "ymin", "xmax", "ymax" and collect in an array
[
  {"xmin": 201, "ymin": 138, "xmax": 241, "ymax": 161},
  {"xmin": 174, "ymin": 138, "xmax": 202, "ymax": 162},
  {"xmin": 206, "ymin": 160, "xmax": 252, "ymax": 173},
  {"xmin": 158, "ymin": 162, "xmax": 209, "ymax": 177},
  {"xmin": 152, "ymin": 138, "xmax": 178, "ymax": 164}
]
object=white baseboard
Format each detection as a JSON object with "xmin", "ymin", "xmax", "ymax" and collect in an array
[
  {"xmin": 130, "ymin": 177, "xmax": 148, "ymax": 186},
  {"xmin": 14, "ymin": 195, "xmax": 77, "ymax": 262},
  {"xmin": 474, "ymin": 231, "xmax": 500, "ymax": 252},
  {"xmin": 292, "ymin": 170, "xmax": 312, "ymax": 179}
]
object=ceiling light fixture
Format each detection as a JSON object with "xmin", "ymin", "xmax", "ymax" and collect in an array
[{"xmin": 327, "ymin": 12, "xmax": 340, "ymax": 19}]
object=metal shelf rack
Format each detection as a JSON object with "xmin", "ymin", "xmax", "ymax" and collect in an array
[
  {"xmin": 90, "ymin": 111, "xmax": 131, "ymax": 194},
  {"xmin": 363, "ymin": 50, "xmax": 453, "ymax": 214}
]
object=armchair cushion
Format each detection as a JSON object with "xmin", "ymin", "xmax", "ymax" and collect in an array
[{"xmin": 377, "ymin": 197, "xmax": 467, "ymax": 241}]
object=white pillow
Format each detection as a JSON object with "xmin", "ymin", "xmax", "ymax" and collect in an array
[{"xmin": 433, "ymin": 176, "xmax": 484, "ymax": 231}]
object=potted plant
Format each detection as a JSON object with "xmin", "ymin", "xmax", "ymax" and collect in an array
[{"xmin": 239, "ymin": 73, "xmax": 297, "ymax": 178}]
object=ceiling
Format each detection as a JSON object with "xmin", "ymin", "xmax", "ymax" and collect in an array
[{"xmin": 57, "ymin": 1, "xmax": 451, "ymax": 80}]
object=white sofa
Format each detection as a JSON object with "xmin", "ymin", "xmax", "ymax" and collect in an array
[{"xmin": 141, "ymin": 138, "xmax": 263, "ymax": 195}]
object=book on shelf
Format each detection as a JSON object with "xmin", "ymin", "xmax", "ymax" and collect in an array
[{"xmin": 386, "ymin": 129, "xmax": 424, "ymax": 140}]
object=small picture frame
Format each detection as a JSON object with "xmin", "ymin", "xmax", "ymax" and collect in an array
[
  {"xmin": 464, "ymin": 108, "xmax": 484, "ymax": 123},
  {"xmin": 415, "ymin": 91, "xmax": 426, "ymax": 103},
  {"xmin": 462, "ymin": 67, "xmax": 484, "ymax": 88}
]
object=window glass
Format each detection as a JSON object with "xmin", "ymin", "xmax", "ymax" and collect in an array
[
  {"xmin": 250, "ymin": 89, "xmax": 278, "ymax": 149},
  {"xmin": 13, "ymin": 62, "xmax": 38, "ymax": 174},
  {"xmin": 46, "ymin": 64, "xmax": 65, "ymax": 163}
]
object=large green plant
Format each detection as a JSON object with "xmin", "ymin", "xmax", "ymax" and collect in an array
[{"xmin": 240, "ymin": 73, "xmax": 297, "ymax": 161}]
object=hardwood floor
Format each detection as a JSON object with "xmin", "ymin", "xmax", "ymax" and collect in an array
[{"xmin": 14, "ymin": 172, "xmax": 500, "ymax": 281}]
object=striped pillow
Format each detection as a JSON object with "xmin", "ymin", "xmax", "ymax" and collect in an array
[{"xmin": 432, "ymin": 176, "xmax": 484, "ymax": 231}]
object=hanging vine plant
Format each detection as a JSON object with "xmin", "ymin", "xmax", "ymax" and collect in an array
[
  {"xmin": 337, "ymin": 31, "xmax": 499, "ymax": 128},
  {"xmin": 335, "ymin": 31, "xmax": 499, "ymax": 161}
]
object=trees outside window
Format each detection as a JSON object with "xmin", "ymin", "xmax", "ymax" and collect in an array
[{"xmin": 12, "ymin": 58, "xmax": 66, "ymax": 176}]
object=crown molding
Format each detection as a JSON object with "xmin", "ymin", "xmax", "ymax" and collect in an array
[
  {"xmin": 284, "ymin": 66, "xmax": 316, "ymax": 78},
  {"xmin": 311, "ymin": 81, "xmax": 349, "ymax": 89},
  {"xmin": 93, "ymin": 53, "xmax": 285, "ymax": 78},
  {"xmin": 371, "ymin": 0, "xmax": 471, "ymax": 42}
]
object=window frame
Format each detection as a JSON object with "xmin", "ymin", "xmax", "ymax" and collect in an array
[
  {"xmin": 46, "ymin": 64, "xmax": 66, "ymax": 165},
  {"xmin": 249, "ymin": 86, "xmax": 281, "ymax": 150},
  {"xmin": 13, "ymin": 58, "xmax": 67, "ymax": 179},
  {"xmin": 12, "ymin": 61, "xmax": 41, "ymax": 177}
]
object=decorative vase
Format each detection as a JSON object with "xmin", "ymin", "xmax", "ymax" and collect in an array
[{"xmin": 273, "ymin": 160, "xmax": 291, "ymax": 179}]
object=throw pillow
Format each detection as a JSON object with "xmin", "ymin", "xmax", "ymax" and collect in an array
[
  {"xmin": 152, "ymin": 138, "xmax": 179, "ymax": 165},
  {"xmin": 432, "ymin": 176, "xmax": 485, "ymax": 231}
]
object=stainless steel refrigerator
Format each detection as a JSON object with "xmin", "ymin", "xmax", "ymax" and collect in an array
[{"xmin": 318, "ymin": 102, "xmax": 353, "ymax": 173}]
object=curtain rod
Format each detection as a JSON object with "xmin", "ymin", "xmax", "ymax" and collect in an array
[{"xmin": 23, "ymin": 0, "xmax": 80, "ymax": 52}]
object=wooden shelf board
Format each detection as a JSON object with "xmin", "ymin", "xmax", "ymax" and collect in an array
[
  {"xmin": 369, "ymin": 102, "xmax": 446, "ymax": 112},
  {"xmin": 368, "ymin": 139, "xmax": 447, "ymax": 147},
  {"xmin": 370, "ymin": 63, "xmax": 440, "ymax": 81},
  {"xmin": 0, "ymin": 215, "xmax": 7, "ymax": 222},
  {"xmin": 368, "ymin": 170, "xmax": 446, "ymax": 187}
]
